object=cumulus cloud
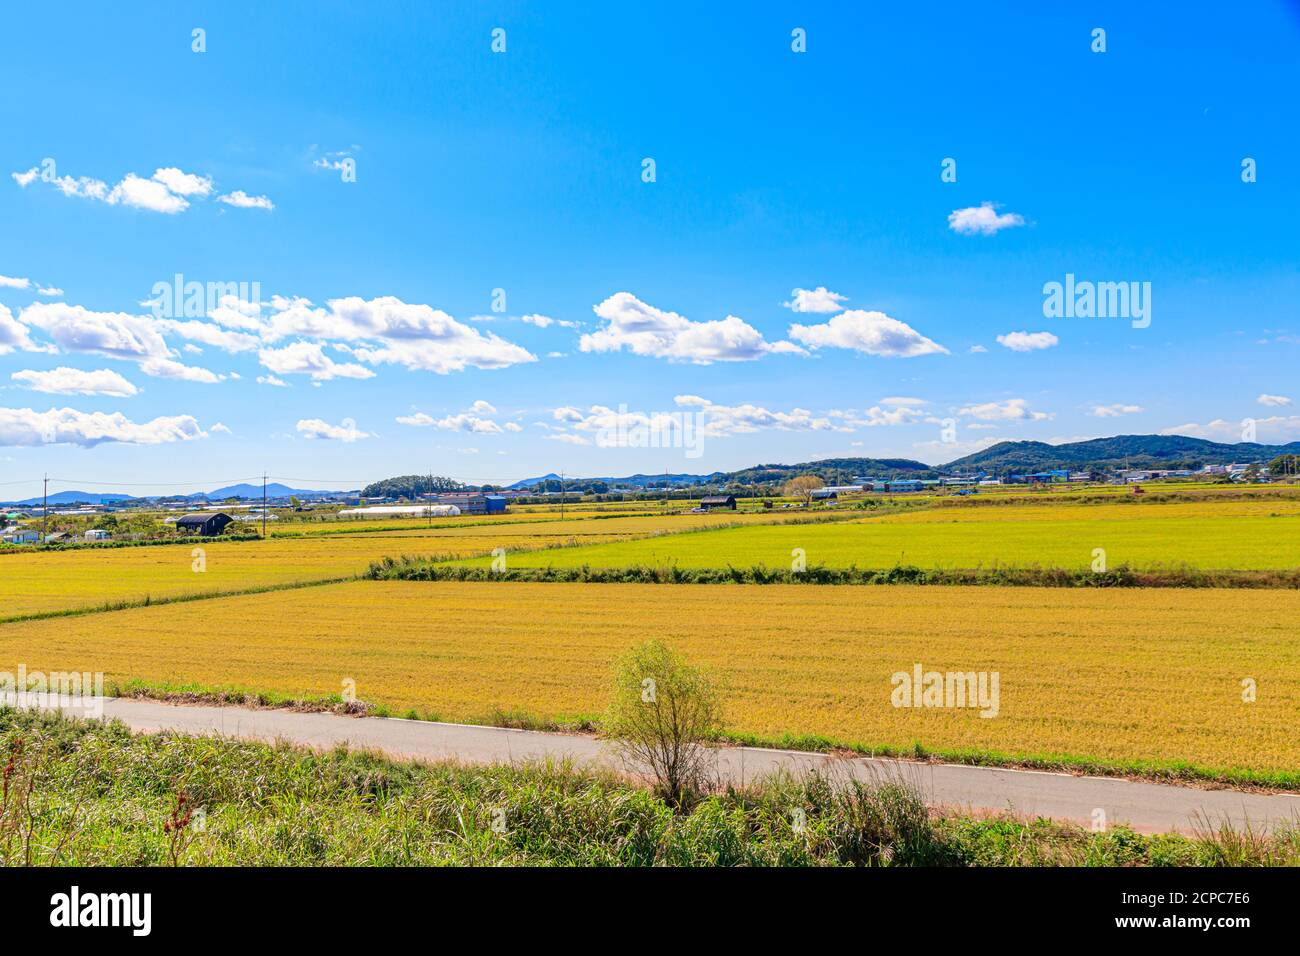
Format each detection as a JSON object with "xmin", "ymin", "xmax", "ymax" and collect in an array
[
  {"xmin": 0, "ymin": 304, "xmax": 41, "ymax": 354},
  {"xmin": 296, "ymin": 418, "xmax": 370, "ymax": 441},
  {"xmin": 18, "ymin": 302, "xmax": 221, "ymax": 381},
  {"xmin": 399, "ymin": 412, "xmax": 502, "ymax": 434},
  {"xmin": 256, "ymin": 374, "xmax": 288, "ymax": 387},
  {"xmin": 150, "ymin": 167, "xmax": 213, "ymax": 197},
  {"xmin": 1090, "ymin": 403, "xmax": 1144, "ymax": 418},
  {"xmin": 38, "ymin": 286, "xmax": 63, "ymax": 297},
  {"xmin": 518, "ymin": 314, "xmax": 578, "ymax": 329},
  {"xmin": 788, "ymin": 309, "xmax": 948, "ymax": 357},
  {"xmin": 958, "ymin": 398, "xmax": 1052, "ymax": 422},
  {"xmin": 11, "ymin": 367, "xmax": 138, "ymax": 397},
  {"xmin": 0, "ymin": 406, "xmax": 205, "ymax": 447},
  {"xmin": 0, "ymin": 275, "xmax": 31, "ymax": 289},
  {"xmin": 11, "ymin": 163, "xmax": 270, "ymax": 214},
  {"xmin": 580, "ymin": 292, "xmax": 802, "ymax": 364},
  {"xmin": 302, "ymin": 296, "xmax": 536, "ymax": 374},
  {"xmin": 996, "ymin": 330, "xmax": 1059, "ymax": 352},
  {"xmin": 948, "ymin": 202, "xmax": 1026, "ymax": 236},
  {"xmin": 397, "ymin": 399, "xmax": 510, "ymax": 434},
  {"xmin": 1161, "ymin": 417, "xmax": 1300, "ymax": 442},
  {"xmin": 210, "ymin": 422, "xmax": 232, "ymax": 434},
  {"xmin": 782, "ymin": 287, "xmax": 848, "ymax": 313},
  {"xmin": 258, "ymin": 341, "xmax": 375, "ymax": 381},
  {"xmin": 545, "ymin": 432, "xmax": 590, "ymax": 445},
  {"xmin": 1258, "ymin": 394, "xmax": 1292, "ymax": 407},
  {"xmin": 217, "ymin": 190, "xmax": 274, "ymax": 210}
]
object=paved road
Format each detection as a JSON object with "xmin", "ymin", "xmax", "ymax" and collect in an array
[{"xmin": 7, "ymin": 693, "xmax": 1300, "ymax": 834}]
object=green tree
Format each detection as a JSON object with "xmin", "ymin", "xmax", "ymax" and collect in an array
[{"xmin": 604, "ymin": 640, "xmax": 723, "ymax": 808}]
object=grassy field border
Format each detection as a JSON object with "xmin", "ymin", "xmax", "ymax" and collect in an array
[{"xmin": 368, "ymin": 559, "xmax": 1300, "ymax": 589}]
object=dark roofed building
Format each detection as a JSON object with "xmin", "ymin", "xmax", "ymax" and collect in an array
[
  {"xmin": 175, "ymin": 512, "xmax": 235, "ymax": 536},
  {"xmin": 699, "ymin": 495, "xmax": 737, "ymax": 510}
]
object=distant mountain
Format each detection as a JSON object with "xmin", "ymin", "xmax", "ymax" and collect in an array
[
  {"xmin": 201, "ymin": 483, "xmax": 349, "ymax": 500},
  {"xmin": 506, "ymin": 472, "xmax": 711, "ymax": 489},
  {"xmin": 943, "ymin": 435, "xmax": 1300, "ymax": 472},
  {"xmin": 4, "ymin": 491, "xmax": 136, "ymax": 507},
  {"xmin": 724, "ymin": 457, "xmax": 932, "ymax": 484}
]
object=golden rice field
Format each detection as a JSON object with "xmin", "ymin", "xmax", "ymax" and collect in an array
[
  {"xmin": 477, "ymin": 499, "xmax": 1300, "ymax": 572},
  {"xmin": 0, "ymin": 509, "xmax": 838, "ymax": 619},
  {"xmin": 0, "ymin": 529, "xmax": 625, "ymax": 620},
  {"xmin": 4, "ymin": 580, "xmax": 1296, "ymax": 778}
]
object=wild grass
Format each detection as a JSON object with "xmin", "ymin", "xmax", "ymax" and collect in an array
[{"xmin": 3, "ymin": 708, "xmax": 1297, "ymax": 867}]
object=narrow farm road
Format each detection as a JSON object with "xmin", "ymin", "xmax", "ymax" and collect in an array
[{"xmin": 10, "ymin": 693, "xmax": 1300, "ymax": 835}]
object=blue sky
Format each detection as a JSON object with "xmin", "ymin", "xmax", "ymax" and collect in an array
[{"xmin": 2, "ymin": 1, "xmax": 1298, "ymax": 497}]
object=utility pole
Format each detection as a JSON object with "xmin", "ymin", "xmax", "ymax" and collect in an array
[
  {"xmin": 42, "ymin": 474, "xmax": 48, "ymax": 544},
  {"xmin": 262, "ymin": 472, "xmax": 268, "ymax": 538}
]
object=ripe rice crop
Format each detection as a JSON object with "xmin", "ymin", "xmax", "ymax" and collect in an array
[
  {"xmin": 469, "ymin": 500, "xmax": 1300, "ymax": 573},
  {"xmin": 3, "ymin": 580, "xmax": 1297, "ymax": 782}
]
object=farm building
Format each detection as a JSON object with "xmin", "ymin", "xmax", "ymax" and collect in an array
[
  {"xmin": 84, "ymin": 529, "xmax": 111, "ymax": 541},
  {"xmin": 435, "ymin": 494, "xmax": 508, "ymax": 515},
  {"xmin": 175, "ymin": 512, "xmax": 235, "ymax": 536},
  {"xmin": 700, "ymin": 495, "xmax": 737, "ymax": 510},
  {"xmin": 811, "ymin": 489, "xmax": 838, "ymax": 501}
]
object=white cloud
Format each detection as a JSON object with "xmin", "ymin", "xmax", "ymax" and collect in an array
[
  {"xmin": 0, "ymin": 275, "xmax": 31, "ymax": 289},
  {"xmin": 552, "ymin": 406, "xmax": 585, "ymax": 423},
  {"xmin": 11, "ymin": 168, "xmax": 38, "ymax": 188},
  {"xmin": 394, "ymin": 412, "xmax": 435, "ymax": 427},
  {"xmin": 398, "ymin": 400, "xmax": 508, "ymax": 434},
  {"xmin": 0, "ymin": 406, "xmax": 205, "ymax": 447},
  {"xmin": 879, "ymin": 396, "xmax": 928, "ymax": 407},
  {"xmin": 997, "ymin": 330, "xmax": 1059, "ymax": 352},
  {"xmin": 545, "ymin": 432, "xmax": 590, "ymax": 445},
  {"xmin": 1161, "ymin": 417, "xmax": 1300, "ymax": 442},
  {"xmin": 948, "ymin": 202, "xmax": 1025, "ymax": 236},
  {"xmin": 308, "ymin": 296, "xmax": 535, "ymax": 373},
  {"xmin": 398, "ymin": 411, "xmax": 502, "ymax": 434},
  {"xmin": 1258, "ymin": 394, "xmax": 1292, "ymax": 407},
  {"xmin": 158, "ymin": 319, "xmax": 261, "ymax": 353},
  {"xmin": 782, "ymin": 287, "xmax": 848, "ymax": 313},
  {"xmin": 256, "ymin": 374, "xmax": 289, "ymax": 387},
  {"xmin": 296, "ymin": 418, "xmax": 370, "ymax": 442},
  {"xmin": 150, "ymin": 167, "xmax": 213, "ymax": 197},
  {"xmin": 217, "ymin": 190, "xmax": 275, "ymax": 210},
  {"xmin": 958, "ymin": 399, "xmax": 1051, "ymax": 422},
  {"xmin": 210, "ymin": 422, "xmax": 232, "ymax": 434},
  {"xmin": 1090, "ymin": 403, "xmax": 1144, "ymax": 418},
  {"xmin": 969, "ymin": 344, "xmax": 988, "ymax": 354},
  {"xmin": 107, "ymin": 173, "xmax": 190, "ymax": 213},
  {"xmin": 19, "ymin": 302, "xmax": 169, "ymax": 362},
  {"xmin": 788, "ymin": 309, "xmax": 948, "ymax": 358},
  {"xmin": 581, "ymin": 292, "xmax": 802, "ymax": 364},
  {"xmin": 11, "ymin": 367, "xmax": 138, "ymax": 397},
  {"xmin": 0, "ymin": 304, "xmax": 41, "ymax": 354},
  {"xmin": 258, "ymin": 341, "xmax": 375, "ymax": 381},
  {"xmin": 38, "ymin": 286, "xmax": 63, "ymax": 297},
  {"xmin": 139, "ymin": 358, "xmax": 224, "ymax": 383}
]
